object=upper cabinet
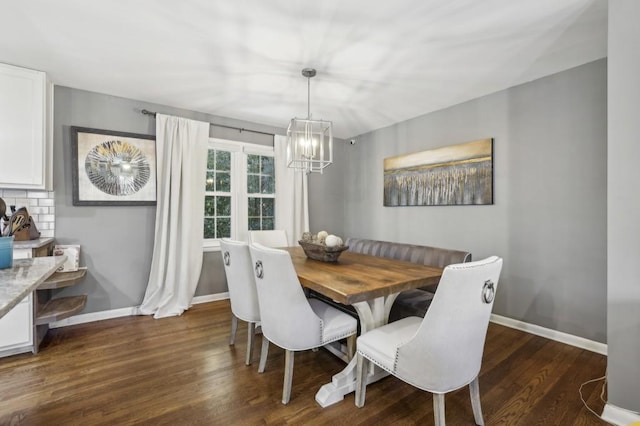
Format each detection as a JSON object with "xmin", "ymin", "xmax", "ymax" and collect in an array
[{"xmin": 0, "ymin": 63, "xmax": 53, "ymax": 190}]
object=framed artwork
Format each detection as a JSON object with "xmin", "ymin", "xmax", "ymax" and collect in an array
[
  {"xmin": 384, "ymin": 138, "xmax": 493, "ymax": 206},
  {"xmin": 71, "ymin": 127, "xmax": 157, "ymax": 206}
]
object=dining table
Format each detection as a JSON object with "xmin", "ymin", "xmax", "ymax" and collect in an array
[{"xmin": 283, "ymin": 246, "xmax": 443, "ymax": 408}]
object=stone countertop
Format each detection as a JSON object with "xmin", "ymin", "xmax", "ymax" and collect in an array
[
  {"xmin": 0, "ymin": 256, "xmax": 66, "ymax": 319},
  {"xmin": 13, "ymin": 237, "xmax": 54, "ymax": 250}
]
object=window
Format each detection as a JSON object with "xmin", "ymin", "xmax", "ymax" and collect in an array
[
  {"xmin": 247, "ymin": 154, "xmax": 275, "ymax": 231},
  {"xmin": 203, "ymin": 139, "xmax": 275, "ymax": 250},
  {"xmin": 204, "ymin": 149, "xmax": 232, "ymax": 239}
]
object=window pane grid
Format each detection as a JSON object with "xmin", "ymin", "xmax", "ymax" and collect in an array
[
  {"xmin": 203, "ymin": 145, "xmax": 276, "ymax": 244},
  {"xmin": 247, "ymin": 154, "xmax": 275, "ymax": 231},
  {"xmin": 204, "ymin": 149, "xmax": 232, "ymax": 239},
  {"xmin": 247, "ymin": 154, "xmax": 275, "ymax": 195},
  {"xmin": 247, "ymin": 196, "xmax": 275, "ymax": 231}
]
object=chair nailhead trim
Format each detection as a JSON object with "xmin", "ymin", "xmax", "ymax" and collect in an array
[{"xmin": 358, "ymin": 350, "xmax": 394, "ymax": 374}]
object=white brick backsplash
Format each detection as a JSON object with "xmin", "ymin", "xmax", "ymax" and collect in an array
[
  {"xmin": 1, "ymin": 188, "xmax": 55, "ymax": 237},
  {"xmin": 39, "ymin": 214, "xmax": 55, "ymax": 223},
  {"xmin": 15, "ymin": 198, "xmax": 30, "ymax": 209},
  {"xmin": 1, "ymin": 190, "xmax": 27, "ymax": 198},
  {"xmin": 27, "ymin": 191, "xmax": 48, "ymax": 199}
]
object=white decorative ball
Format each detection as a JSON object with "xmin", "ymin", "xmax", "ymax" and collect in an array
[
  {"xmin": 325, "ymin": 235, "xmax": 343, "ymax": 247},
  {"xmin": 317, "ymin": 230, "xmax": 329, "ymax": 243}
]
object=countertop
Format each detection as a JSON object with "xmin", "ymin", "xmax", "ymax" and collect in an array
[
  {"xmin": 0, "ymin": 256, "xmax": 66, "ymax": 319},
  {"xmin": 13, "ymin": 237, "xmax": 54, "ymax": 250}
]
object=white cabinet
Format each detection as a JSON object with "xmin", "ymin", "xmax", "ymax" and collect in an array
[
  {"xmin": 0, "ymin": 240, "xmax": 86, "ymax": 357},
  {"xmin": 0, "ymin": 247, "xmax": 37, "ymax": 357},
  {"xmin": 0, "ymin": 293, "xmax": 33, "ymax": 354},
  {"xmin": 0, "ymin": 62, "xmax": 53, "ymax": 190}
]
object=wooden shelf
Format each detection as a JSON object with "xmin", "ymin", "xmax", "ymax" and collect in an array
[
  {"xmin": 1, "ymin": 238, "xmax": 89, "ymax": 357},
  {"xmin": 35, "ymin": 296, "xmax": 87, "ymax": 325},
  {"xmin": 38, "ymin": 267, "xmax": 87, "ymax": 290}
]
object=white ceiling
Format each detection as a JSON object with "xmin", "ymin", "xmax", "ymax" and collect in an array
[{"xmin": 0, "ymin": 0, "xmax": 607, "ymax": 139}]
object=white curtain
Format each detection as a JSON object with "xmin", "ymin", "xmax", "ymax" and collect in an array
[
  {"xmin": 139, "ymin": 114, "xmax": 209, "ymax": 319},
  {"xmin": 274, "ymin": 135, "xmax": 309, "ymax": 245}
]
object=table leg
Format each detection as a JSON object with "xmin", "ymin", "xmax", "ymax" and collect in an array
[{"xmin": 315, "ymin": 294, "xmax": 399, "ymax": 408}]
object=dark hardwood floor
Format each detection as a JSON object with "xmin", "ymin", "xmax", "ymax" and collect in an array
[{"xmin": 0, "ymin": 300, "xmax": 607, "ymax": 425}]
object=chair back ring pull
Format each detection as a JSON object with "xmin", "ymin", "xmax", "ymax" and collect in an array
[
  {"xmin": 482, "ymin": 280, "xmax": 495, "ymax": 303},
  {"xmin": 223, "ymin": 251, "xmax": 230, "ymax": 266},
  {"xmin": 255, "ymin": 260, "xmax": 264, "ymax": 279}
]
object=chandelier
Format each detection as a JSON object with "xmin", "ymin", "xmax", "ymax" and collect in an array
[{"xmin": 286, "ymin": 68, "xmax": 333, "ymax": 174}]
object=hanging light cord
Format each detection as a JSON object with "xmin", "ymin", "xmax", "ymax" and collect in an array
[
  {"xmin": 307, "ymin": 74, "xmax": 311, "ymax": 119},
  {"xmin": 304, "ymin": 72, "xmax": 315, "ymax": 166}
]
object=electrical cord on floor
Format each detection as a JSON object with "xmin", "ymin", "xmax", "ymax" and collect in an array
[
  {"xmin": 579, "ymin": 374, "xmax": 611, "ymax": 424},
  {"xmin": 580, "ymin": 369, "xmax": 640, "ymax": 425}
]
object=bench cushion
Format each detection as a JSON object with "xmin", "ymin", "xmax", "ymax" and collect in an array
[
  {"xmin": 345, "ymin": 238, "xmax": 471, "ymax": 321},
  {"xmin": 389, "ymin": 289, "xmax": 435, "ymax": 322},
  {"xmin": 346, "ymin": 237, "xmax": 471, "ymax": 264}
]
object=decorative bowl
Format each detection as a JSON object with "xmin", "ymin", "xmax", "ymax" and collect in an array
[{"xmin": 298, "ymin": 240, "xmax": 349, "ymax": 262}]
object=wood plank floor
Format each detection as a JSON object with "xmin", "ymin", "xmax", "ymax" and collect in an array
[{"xmin": 0, "ymin": 300, "xmax": 608, "ymax": 425}]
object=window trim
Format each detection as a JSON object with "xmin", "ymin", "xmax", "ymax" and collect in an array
[{"xmin": 203, "ymin": 138, "xmax": 274, "ymax": 251}]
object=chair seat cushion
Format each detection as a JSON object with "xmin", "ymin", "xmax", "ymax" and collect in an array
[
  {"xmin": 309, "ymin": 298, "xmax": 358, "ymax": 344},
  {"xmin": 357, "ymin": 316, "xmax": 422, "ymax": 372}
]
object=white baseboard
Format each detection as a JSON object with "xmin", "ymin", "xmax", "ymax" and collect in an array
[
  {"xmin": 490, "ymin": 314, "xmax": 607, "ymax": 355},
  {"xmin": 50, "ymin": 298, "xmax": 606, "ymax": 357},
  {"xmin": 602, "ymin": 403, "xmax": 640, "ymax": 425},
  {"xmin": 50, "ymin": 292, "xmax": 230, "ymax": 328},
  {"xmin": 50, "ymin": 306, "xmax": 139, "ymax": 328},
  {"xmin": 192, "ymin": 292, "xmax": 229, "ymax": 304}
]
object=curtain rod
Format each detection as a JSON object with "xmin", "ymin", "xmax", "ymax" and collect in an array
[{"xmin": 141, "ymin": 109, "xmax": 275, "ymax": 137}]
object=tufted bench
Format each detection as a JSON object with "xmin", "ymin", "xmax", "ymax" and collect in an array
[{"xmin": 345, "ymin": 237, "xmax": 472, "ymax": 321}]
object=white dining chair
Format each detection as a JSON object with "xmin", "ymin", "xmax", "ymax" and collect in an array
[
  {"xmin": 355, "ymin": 256, "xmax": 503, "ymax": 426},
  {"xmin": 248, "ymin": 229, "xmax": 288, "ymax": 247},
  {"xmin": 249, "ymin": 243, "xmax": 358, "ymax": 404},
  {"xmin": 220, "ymin": 239, "xmax": 264, "ymax": 367}
]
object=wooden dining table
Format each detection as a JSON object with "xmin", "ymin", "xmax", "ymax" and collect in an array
[{"xmin": 283, "ymin": 246, "xmax": 443, "ymax": 408}]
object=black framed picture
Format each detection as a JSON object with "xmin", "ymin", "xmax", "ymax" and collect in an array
[{"xmin": 71, "ymin": 126, "xmax": 157, "ymax": 206}]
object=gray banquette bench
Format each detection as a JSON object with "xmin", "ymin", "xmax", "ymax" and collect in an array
[{"xmin": 345, "ymin": 237, "xmax": 472, "ymax": 321}]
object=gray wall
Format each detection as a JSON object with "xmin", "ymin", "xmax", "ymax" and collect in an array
[
  {"xmin": 312, "ymin": 59, "xmax": 607, "ymax": 343},
  {"xmin": 308, "ymin": 139, "xmax": 349, "ymax": 237},
  {"xmin": 56, "ymin": 61, "xmax": 609, "ymax": 347},
  {"xmin": 607, "ymin": 0, "xmax": 640, "ymax": 413},
  {"xmin": 53, "ymin": 86, "xmax": 282, "ymax": 312}
]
